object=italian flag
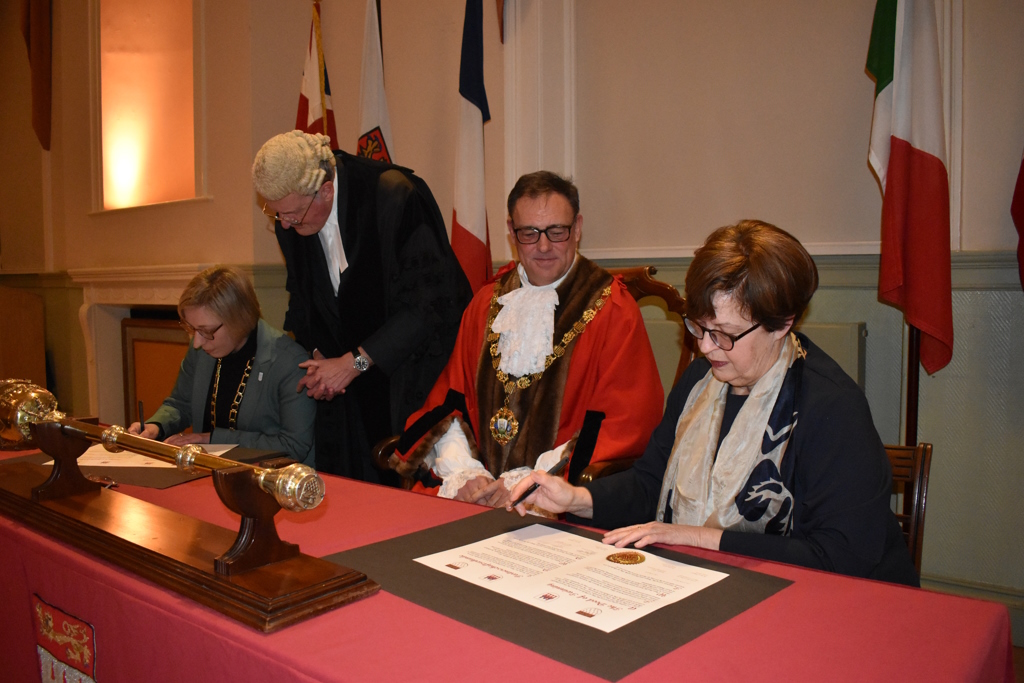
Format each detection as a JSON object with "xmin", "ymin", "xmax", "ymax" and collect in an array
[
  {"xmin": 867, "ymin": 0, "xmax": 953, "ymax": 373},
  {"xmin": 451, "ymin": 0, "xmax": 493, "ymax": 294}
]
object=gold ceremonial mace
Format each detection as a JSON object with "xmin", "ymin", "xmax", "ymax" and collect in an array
[
  {"xmin": 0, "ymin": 378, "xmax": 324, "ymax": 574},
  {"xmin": 0, "ymin": 378, "xmax": 379, "ymax": 631}
]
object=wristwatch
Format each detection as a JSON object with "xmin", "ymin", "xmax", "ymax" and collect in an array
[{"xmin": 353, "ymin": 353, "xmax": 371, "ymax": 372}]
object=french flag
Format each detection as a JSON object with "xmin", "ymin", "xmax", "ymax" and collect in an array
[
  {"xmin": 451, "ymin": 0, "xmax": 492, "ymax": 293},
  {"xmin": 296, "ymin": 2, "xmax": 339, "ymax": 150}
]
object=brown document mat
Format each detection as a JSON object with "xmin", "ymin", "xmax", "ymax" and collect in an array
[
  {"xmin": 3, "ymin": 448, "xmax": 287, "ymax": 489},
  {"xmin": 327, "ymin": 509, "xmax": 792, "ymax": 681}
]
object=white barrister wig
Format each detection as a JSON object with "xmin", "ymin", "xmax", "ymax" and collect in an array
[{"xmin": 252, "ymin": 130, "xmax": 336, "ymax": 201}]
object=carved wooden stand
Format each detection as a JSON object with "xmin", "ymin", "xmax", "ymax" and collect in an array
[{"xmin": 0, "ymin": 422, "xmax": 379, "ymax": 632}]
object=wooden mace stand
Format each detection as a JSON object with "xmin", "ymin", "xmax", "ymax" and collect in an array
[{"xmin": 0, "ymin": 421, "xmax": 379, "ymax": 632}]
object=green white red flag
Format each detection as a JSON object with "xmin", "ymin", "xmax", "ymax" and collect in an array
[{"xmin": 867, "ymin": 0, "xmax": 953, "ymax": 373}]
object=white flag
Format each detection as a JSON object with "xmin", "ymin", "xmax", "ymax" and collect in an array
[{"xmin": 356, "ymin": 0, "xmax": 394, "ymax": 163}]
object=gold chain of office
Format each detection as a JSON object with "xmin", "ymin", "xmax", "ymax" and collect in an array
[
  {"xmin": 210, "ymin": 357, "xmax": 254, "ymax": 431},
  {"xmin": 486, "ymin": 285, "xmax": 612, "ymax": 445}
]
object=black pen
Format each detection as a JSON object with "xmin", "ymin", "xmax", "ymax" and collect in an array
[
  {"xmin": 510, "ymin": 454, "xmax": 571, "ymax": 509},
  {"xmin": 138, "ymin": 400, "xmax": 145, "ymax": 428}
]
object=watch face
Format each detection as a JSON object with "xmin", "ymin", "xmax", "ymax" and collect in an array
[{"xmin": 354, "ymin": 355, "xmax": 370, "ymax": 372}]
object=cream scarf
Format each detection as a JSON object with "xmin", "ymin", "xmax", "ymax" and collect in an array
[{"xmin": 657, "ymin": 333, "xmax": 805, "ymax": 534}]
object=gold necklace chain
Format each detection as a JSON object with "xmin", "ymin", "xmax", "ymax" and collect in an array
[
  {"xmin": 211, "ymin": 356, "xmax": 254, "ymax": 431},
  {"xmin": 485, "ymin": 285, "xmax": 611, "ymax": 445}
]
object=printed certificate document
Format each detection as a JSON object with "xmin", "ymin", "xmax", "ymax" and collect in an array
[{"xmin": 415, "ymin": 524, "xmax": 728, "ymax": 632}]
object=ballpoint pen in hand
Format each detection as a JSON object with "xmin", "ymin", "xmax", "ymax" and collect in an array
[{"xmin": 509, "ymin": 453, "xmax": 571, "ymax": 509}]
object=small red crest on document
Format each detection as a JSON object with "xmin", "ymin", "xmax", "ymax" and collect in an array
[
  {"xmin": 357, "ymin": 126, "xmax": 392, "ymax": 163},
  {"xmin": 33, "ymin": 594, "xmax": 96, "ymax": 682}
]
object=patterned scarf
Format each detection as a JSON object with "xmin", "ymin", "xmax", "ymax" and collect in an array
[{"xmin": 657, "ymin": 333, "xmax": 805, "ymax": 534}]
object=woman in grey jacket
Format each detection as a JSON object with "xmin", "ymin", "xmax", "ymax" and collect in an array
[{"xmin": 129, "ymin": 266, "xmax": 316, "ymax": 466}]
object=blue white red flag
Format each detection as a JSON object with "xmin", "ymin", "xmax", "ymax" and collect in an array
[
  {"xmin": 296, "ymin": 2, "xmax": 339, "ymax": 150},
  {"xmin": 451, "ymin": 0, "xmax": 492, "ymax": 293},
  {"xmin": 357, "ymin": 0, "xmax": 393, "ymax": 163}
]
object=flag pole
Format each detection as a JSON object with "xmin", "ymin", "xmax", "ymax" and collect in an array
[
  {"xmin": 312, "ymin": 2, "xmax": 328, "ymax": 138},
  {"xmin": 905, "ymin": 324, "xmax": 920, "ymax": 447},
  {"xmin": 376, "ymin": 0, "xmax": 383, "ymax": 58}
]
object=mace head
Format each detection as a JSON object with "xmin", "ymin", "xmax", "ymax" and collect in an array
[{"xmin": 0, "ymin": 379, "xmax": 65, "ymax": 449}]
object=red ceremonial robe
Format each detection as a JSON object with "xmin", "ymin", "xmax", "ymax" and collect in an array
[{"xmin": 396, "ymin": 257, "xmax": 663, "ymax": 493}]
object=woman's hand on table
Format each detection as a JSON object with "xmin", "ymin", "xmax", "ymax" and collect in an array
[
  {"xmin": 128, "ymin": 422, "xmax": 161, "ymax": 440},
  {"xmin": 602, "ymin": 522, "xmax": 723, "ymax": 551},
  {"xmin": 506, "ymin": 470, "xmax": 594, "ymax": 519},
  {"xmin": 164, "ymin": 432, "xmax": 210, "ymax": 446}
]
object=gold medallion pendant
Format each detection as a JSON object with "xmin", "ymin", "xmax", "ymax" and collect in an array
[
  {"xmin": 489, "ymin": 406, "xmax": 519, "ymax": 446},
  {"xmin": 485, "ymin": 284, "xmax": 612, "ymax": 446}
]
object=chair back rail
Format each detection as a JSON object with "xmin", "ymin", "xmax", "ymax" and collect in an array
[
  {"xmin": 885, "ymin": 442, "xmax": 933, "ymax": 574},
  {"xmin": 606, "ymin": 266, "xmax": 696, "ymax": 385}
]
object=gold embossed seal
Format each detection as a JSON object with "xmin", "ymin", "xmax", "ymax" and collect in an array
[{"xmin": 606, "ymin": 551, "xmax": 645, "ymax": 565}]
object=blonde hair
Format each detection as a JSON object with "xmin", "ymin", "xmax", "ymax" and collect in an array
[
  {"xmin": 178, "ymin": 266, "xmax": 261, "ymax": 338},
  {"xmin": 252, "ymin": 130, "xmax": 337, "ymax": 201}
]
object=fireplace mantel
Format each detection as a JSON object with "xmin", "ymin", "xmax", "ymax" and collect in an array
[{"xmin": 68, "ymin": 264, "xmax": 209, "ymax": 422}]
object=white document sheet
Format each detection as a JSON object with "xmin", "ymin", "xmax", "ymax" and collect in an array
[
  {"xmin": 414, "ymin": 524, "xmax": 728, "ymax": 633},
  {"xmin": 42, "ymin": 443, "xmax": 237, "ymax": 468}
]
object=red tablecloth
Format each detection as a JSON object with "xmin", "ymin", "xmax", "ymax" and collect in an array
[{"xmin": 0, "ymin": 458, "xmax": 1015, "ymax": 682}]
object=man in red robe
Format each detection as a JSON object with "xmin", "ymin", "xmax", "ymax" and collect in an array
[{"xmin": 395, "ymin": 171, "xmax": 664, "ymax": 509}]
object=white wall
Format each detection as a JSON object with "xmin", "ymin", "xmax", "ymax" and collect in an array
[
  {"xmin": 575, "ymin": 0, "xmax": 886, "ymax": 257},
  {"xmin": 960, "ymin": 0, "xmax": 1024, "ymax": 250}
]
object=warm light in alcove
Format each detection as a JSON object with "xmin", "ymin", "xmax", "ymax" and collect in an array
[
  {"xmin": 104, "ymin": 120, "xmax": 145, "ymax": 209},
  {"xmin": 100, "ymin": 0, "xmax": 194, "ymax": 210}
]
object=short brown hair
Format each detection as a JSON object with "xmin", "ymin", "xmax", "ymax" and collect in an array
[
  {"xmin": 684, "ymin": 220, "xmax": 818, "ymax": 332},
  {"xmin": 507, "ymin": 171, "xmax": 580, "ymax": 218},
  {"xmin": 178, "ymin": 266, "xmax": 262, "ymax": 338}
]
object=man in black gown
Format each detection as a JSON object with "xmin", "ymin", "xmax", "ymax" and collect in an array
[{"xmin": 253, "ymin": 130, "xmax": 472, "ymax": 481}]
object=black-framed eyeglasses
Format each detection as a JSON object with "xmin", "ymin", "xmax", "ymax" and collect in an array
[
  {"xmin": 683, "ymin": 318, "xmax": 761, "ymax": 351},
  {"xmin": 261, "ymin": 185, "xmax": 320, "ymax": 226},
  {"xmin": 512, "ymin": 223, "xmax": 574, "ymax": 244},
  {"xmin": 180, "ymin": 320, "xmax": 223, "ymax": 341}
]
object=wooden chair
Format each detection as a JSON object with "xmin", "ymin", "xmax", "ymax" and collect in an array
[
  {"xmin": 573, "ymin": 266, "xmax": 695, "ymax": 484},
  {"xmin": 606, "ymin": 266, "xmax": 696, "ymax": 389},
  {"xmin": 886, "ymin": 442, "xmax": 932, "ymax": 574},
  {"xmin": 373, "ymin": 266, "xmax": 694, "ymax": 488},
  {"xmin": 372, "ymin": 435, "xmax": 411, "ymax": 489}
]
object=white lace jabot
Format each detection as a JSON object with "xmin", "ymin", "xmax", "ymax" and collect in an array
[{"xmin": 490, "ymin": 259, "xmax": 576, "ymax": 377}]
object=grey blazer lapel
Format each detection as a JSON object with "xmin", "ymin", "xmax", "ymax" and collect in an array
[
  {"xmin": 191, "ymin": 351, "xmax": 217, "ymax": 433},
  {"xmin": 236, "ymin": 320, "xmax": 274, "ymax": 430}
]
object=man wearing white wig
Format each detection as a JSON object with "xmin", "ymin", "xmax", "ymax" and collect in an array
[
  {"xmin": 393, "ymin": 171, "xmax": 664, "ymax": 509},
  {"xmin": 253, "ymin": 131, "xmax": 471, "ymax": 481}
]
